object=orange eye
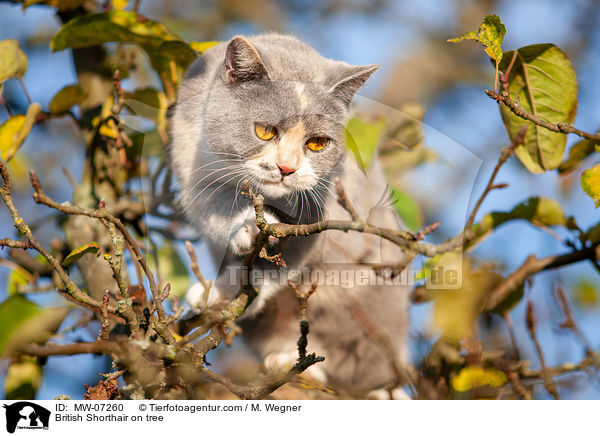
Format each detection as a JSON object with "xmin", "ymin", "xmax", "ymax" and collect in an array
[
  {"xmin": 306, "ymin": 137, "xmax": 329, "ymax": 152},
  {"xmin": 255, "ymin": 123, "xmax": 276, "ymax": 140}
]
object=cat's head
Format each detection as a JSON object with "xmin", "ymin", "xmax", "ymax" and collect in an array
[{"xmin": 204, "ymin": 35, "xmax": 378, "ymax": 199}]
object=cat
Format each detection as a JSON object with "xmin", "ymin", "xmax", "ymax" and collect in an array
[{"xmin": 170, "ymin": 34, "xmax": 410, "ymax": 398}]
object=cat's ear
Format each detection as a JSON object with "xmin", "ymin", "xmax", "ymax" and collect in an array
[
  {"xmin": 328, "ymin": 64, "xmax": 379, "ymax": 105},
  {"xmin": 224, "ymin": 36, "xmax": 270, "ymax": 84}
]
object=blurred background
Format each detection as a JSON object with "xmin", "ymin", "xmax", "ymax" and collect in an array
[{"xmin": 1, "ymin": 0, "xmax": 599, "ymax": 399}]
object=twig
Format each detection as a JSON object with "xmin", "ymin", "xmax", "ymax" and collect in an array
[
  {"xmin": 465, "ymin": 125, "xmax": 527, "ymax": 231},
  {"xmin": 0, "ymin": 238, "xmax": 33, "ymax": 249},
  {"xmin": 504, "ymin": 369, "xmax": 533, "ymax": 400},
  {"xmin": 554, "ymin": 283, "xmax": 593, "ymax": 357},
  {"xmin": 485, "ymin": 244, "xmax": 599, "ymax": 312},
  {"xmin": 485, "ymin": 72, "xmax": 600, "ymax": 142},
  {"xmin": 19, "ymin": 78, "xmax": 33, "ymax": 105},
  {"xmin": 0, "ymin": 162, "xmax": 120, "ymax": 315},
  {"xmin": 239, "ymin": 180, "xmax": 459, "ymax": 258},
  {"xmin": 526, "ymin": 301, "xmax": 560, "ymax": 399},
  {"xmin": 17, "ymin": 341, "xmax": 119, "ymax": 357},
  {"xmin": 197, "ymin": 280, "xmax": 324, "ymax": 400},
  {"xmin": 98, "ymin": 290, "xmax": 111, "ymax": 341},
  {"xmin": 335, "ymin": 179, "xmax": 361, "ymax": 222},
  {"xmin": 29, "ymin": 169, "xmax": 167, "ymax": 326},
  {"xmin": 347, "ymin": 298, "xmax": 410, "ymax": 390},
  {"xmin": 184, "ymin": 240, "xmax": 212, "ymax": 292}
]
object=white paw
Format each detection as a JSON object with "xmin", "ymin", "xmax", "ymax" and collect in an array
[
  {"xmin": 230, "ymin": 210, "xmax": 280, "ymax": 256},
  {"xmin": 184, "ymin": 282, "xmax": 224, "ymax": 312},
  {"xmin": 230, "ymin": 218, "xmax": 258, "ymax": 255}
]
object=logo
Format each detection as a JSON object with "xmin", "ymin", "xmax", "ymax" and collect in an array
[{"xmin": 3, "ymin": 402, "xmax": 50, "ymax": 433}]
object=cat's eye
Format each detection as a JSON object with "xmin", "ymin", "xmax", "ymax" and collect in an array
[
  {"xmin": 255, "ymin": 123, "xmax": 277, "ymax": 141},
  {"xmin": 306, "ymin": 137, "xmax": 329, "ymax": 152}
]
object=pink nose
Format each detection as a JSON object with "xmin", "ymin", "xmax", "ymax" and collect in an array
[{"xmin": 277, "ymin": 164, "xmax": 296, "ymax": 176}]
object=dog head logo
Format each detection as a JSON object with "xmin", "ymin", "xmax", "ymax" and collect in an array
[{"xmin": 3, "ymin": 402, "xmax": 50, "ymax": 433}]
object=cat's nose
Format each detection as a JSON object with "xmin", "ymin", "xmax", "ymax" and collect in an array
[{"xmin": 277, "ymin": 164, "xmax": 296, "ymax": 176}]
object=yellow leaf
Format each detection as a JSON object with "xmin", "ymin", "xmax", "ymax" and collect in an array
[
  {"xmin": 581, "ymin": 163, "xmax": 600, "ymax": 208},
  {"xmin": 189, "ymin": 41, "xmax": 220, "ymax": 53},
  {"xmin": 447, "ymin": 14, "xmax": 506, "ymax": 62},
  {"xmin": 426, "ymin": 254, "xmax": 504, "ymax": 339},
  {"xmin": 4, "ymin": 357, "xmax": 43, "ymax": 400},
  {"xmin": 0, "ymin": 40, "xmax": 28, "ymax": 83},
  {"xmin": 0, "ymin": 103, "xmax": 41, "ymax": 161},
  {"xmin": 451, "ymin": 366, "xmax": 507, "ymax": 392},
  {"xmin": 111, "ymin": 0, "xmax": 128, "ymax": 9},
  {"xmin": 49, "ymin": 84, "xmax": 87, "ymax": 114}
]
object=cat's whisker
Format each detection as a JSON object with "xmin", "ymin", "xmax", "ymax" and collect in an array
[
  {"xmin": 199, "ymin": 150, "xmax": 244, "ymax": 158},
  {"xmin": 184, "ymin": 168, "xmax": 246, "ymax": 213},
  {"xmin": 188, "ymin": 158, "xmax": 243, "ymax": 175},
  {"xmin": 316, "ymin": 178, "xmax": 337, "ymax": 199},
  {"xmin": 186, "ymin": 164, "xmax": 245, "ymax": 194},
  {"xmin": 230, "ymin": 175, "xmax": 248, "ymax": 218},
  {"xmin": 204, "ymin": 171, "xmax": 247, "ymax": 204}
]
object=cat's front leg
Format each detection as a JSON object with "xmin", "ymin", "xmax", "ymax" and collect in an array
[{"xmin": 230, "ymin": 207, "xmax": 280, "ymax": 256}]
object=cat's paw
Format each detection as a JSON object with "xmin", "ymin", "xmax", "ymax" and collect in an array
[
  {"xmin": 230, "ymin": 219, "xmax": 258, "ymax": 255},
  {"xmin": 230, "ymin": 211, "xmax": 279, "ymax": 256},
  {"xmin": 185, "ymin": 282, "xmax": 224, "ymax": 312}
]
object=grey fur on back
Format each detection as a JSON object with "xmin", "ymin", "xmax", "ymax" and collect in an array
[{"xmin": 170, "ymin": 33, "xmax": 409, "ymax": 395}]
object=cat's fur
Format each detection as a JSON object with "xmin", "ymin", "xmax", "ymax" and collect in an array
[{"xmin": 171, "ymin": 34, "xmax": 409, "ymax": 396}]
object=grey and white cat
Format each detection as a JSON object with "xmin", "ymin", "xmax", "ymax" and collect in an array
[{"xmin": 171, "ymin": 34, "xmax": 410, "ymax": 398}]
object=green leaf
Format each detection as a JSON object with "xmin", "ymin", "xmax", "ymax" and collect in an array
[
  {"xmin": 451, "ymin": 366, "xmax": 507, "ymax": 392},
  {"xmin": 0, "ymin": 295, "xmax": 68, "ymax": 356},
  {"xmin": 124, "ymin": 87, "xmax": 168, "ymax": 130},
  {"xmin": 7, "ymin": 267, "xmax": 33, "ymax": 295},
  {"xmin": 23, "ymin": 0, "xmax": 86, "ymax": 11},
  {"xmin": 498, "ymin": 44, "xmax": 578, "ymax": 173},
  {"xmin": 0, "ymin": 39, "xmax": 28, "ymax": 83},
  {"xmin": 581, "ymin": 163, "xmax": 600, "ymax": 208},
  {"xmin": 345, "ymin": 117, "xmax": 385, "ymax": 169},
  {"xmin": 447, "ymin": 14, "xmax": 506, "ymax": 63},
  {"xmin": 62, "ymin": 241, "xmax": 101, "ymax": 267},
  {"xmin": 468, "ymin": 197, "xmax": 567, "ymax": 249},
  {"xmin": 154, "ymin": 40, "xmax": 197, "ymax": 68},
  {"xmin": 389, "ymin": 187, "xmax": 423, "ymax": 232},
  {"xmin": 49, "ymin": 84, "xmax": 87, "ymax": 114},
  {"xmin": 51, "ymin": 11, "xmax": 183, "ymax": 52},
  {"xmin": 0, "ymin": 103, "xmax": 41, "ymax": 161},
  {"xmin": 4, "ymin": 356, "xmax": 43, "ymax": 400},
  {"xmin": 558, "ymin": 138, "xmax": 597, "ymax": 174},
  {"xmin": 148, "ymin": 244, "xmax": 190, "ymax": 299}
]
